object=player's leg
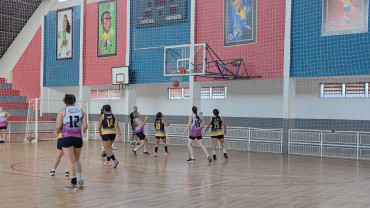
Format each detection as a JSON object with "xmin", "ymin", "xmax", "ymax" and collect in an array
[
  {"xmin": 143, "ymin": 136, "xmax": 149, "ymax": 155},
  {"xmin": 187, "ymin": 138, "xmax": 195, "ymax": 162},
  {"xmin": 211, "ymin": 138, "xmax": 218, "ymax": 160},
  {"xmin": 198, "ymin": 138, "xmax": 212, "ymax": 162},
  {"xmin": 132, "ymin": 133, "xmax": 145, "ymax": 155},
  {"xmin": 74, "ymin": 147, "xmax": 84, "ymax": 187},
  {"xmin": 102, "ymin": 139, "xmax": 113, "ymax": 166},
  {"xmin": 135, "ymin": 134, "xmax": 139, "ymax": 145},
  {"xmin": 154, "ymin": 137, "xmax": 160, "ymax": 157},
  {"xmin": 62, "ymin": 145, "xmax": 78, "ymax": 190},
  {"xmin": 1, "ymin": 128, "xmax": 6, "ymax": 142},
  {"xmin": 109, "ymin": 137, "xmax": 119, "ymax": 168},
  {"xmin": 49, "ymin": 149, "xmax": 63, "ymax": 176},
  {"xmin": 219, "ymin": 138, "xmax": 228, "ymax": 159},
  {"xmin": 163, "ymin": 137, "xmax": 169, "ymax": 155},
  {"xmin": 130, "ymin": 132, "xmax": 135, "ymax": 145}
]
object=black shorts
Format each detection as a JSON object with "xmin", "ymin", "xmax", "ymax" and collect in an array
[
  {"xmin": 211, "ymin": 135, "xmax": 224, "ymax": 139},
  {"xmin": 57, "ymin": 139, "xmax": 63, "ymax": 150},
  {"xmin": 0, "ymin": 126, "xmax": 7, "ymax": 130},
  {"xmin": 189, "ymin": 136, "xmax": 202, "ymax": 140},
  {"xmin": 156, "ymin": 136, "xmax": 166, "ymax": 139},
  {"xmin": 136, "ymin": 132, "xmax": 146, "ymax": 140},
  {"xmin": 102, "ymin": 134, "xmax": 116, "ymax": 141},
  {"xmin": 59, "ymin": 137, "xmax": 83, "ymax": 149}
]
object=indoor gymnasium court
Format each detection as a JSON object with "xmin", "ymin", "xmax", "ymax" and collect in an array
[{"xmin": 0, "ymin": 0, "xmax": 370, "ymax": 207}]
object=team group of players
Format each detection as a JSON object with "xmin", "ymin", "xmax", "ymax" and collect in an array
[{"xmin": 48, "ymin": 94, "xmax": 228, "ymax": 190}]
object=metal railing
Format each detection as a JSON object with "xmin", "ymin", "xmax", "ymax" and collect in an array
[
  {"xmin": 5, "ymin": 120, "xmax": 283, "ymax": 154},
  {"xmin": 289, "ymin": 129, "xmax": 370, "ymax": 160}
]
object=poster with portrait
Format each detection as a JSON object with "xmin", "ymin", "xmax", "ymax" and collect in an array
[
  {"xmin": 224, "ymin": 0, "xmax": 256, "ymax": 46},
  {"xmin": 56, "ymin": 8, "xmax": 73, "ymax": 60},
  {"xmin": 322, "ymin": 0, "xmax": 369, "ymax": 36},
  {"xmin": 98, "ymin": 0, "xmax": 117, "ymax": 57}
]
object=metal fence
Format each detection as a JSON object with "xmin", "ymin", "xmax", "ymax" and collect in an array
[
  {"xmin": 10, "ymin": 120, "xmax": 282, "ymax": 154},
  {"xmin": 289, "ymin": 129, "xmax": 370, "ymax": 160}
]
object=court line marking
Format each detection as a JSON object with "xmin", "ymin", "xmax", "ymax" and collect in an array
[{"xmin": 101, "ymin": 178, "xmax": 240, "ymax": 208}]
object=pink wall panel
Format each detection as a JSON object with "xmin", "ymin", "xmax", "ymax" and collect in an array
[
  {"xmin": 195, "ymin": 0, "xmax": 286, "ymax": 81},
  {"xmin": 83, "ymin": 0, "xmax": 127, "ymax": 86},
  {"xmin": 12, "ymin": 27, "xmax": 41, "ymax": 101}
]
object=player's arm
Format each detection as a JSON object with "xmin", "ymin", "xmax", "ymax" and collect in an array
[
  {"xmin": 143, "ymin": 115, "xmax": 149, "ymax": 125},
  {"xmin": 200, "ymin": 115, "xmax": 205, "ymax": 129},
  {"xmin": 204, "ymin": 117, "xmax": 212, "ymax": 133},
  {"xmin": 98, "ymin": 114, "xmax": 104, "ymax": 137},
  {"xmin": 5, "ymin": 112, "xmax": 11, "ymax": 118},
  {"xmin": 114, "ymin": 115, "xmax": 122, "ymax": 138},
  {"xmin": 55, "ymin": 108, "xmax": 64, "ymax": 135},
  {"xmin": 221, "ymin": 117, "xmax": 227, "ymax": 135},
  {"xmin": 162, "ymin": 118, "xmax": 172, "ymax": 127},
  {"xmin": 183, "ymin": 115, "xmax": 192, "ymax": 135},
  {"xmin": 136, "ymin": 116, "xmax": 148, "ymax": 126},
  {"xmin": 82, "ymin": 112, "xmax": 88, "ymax": 133}
]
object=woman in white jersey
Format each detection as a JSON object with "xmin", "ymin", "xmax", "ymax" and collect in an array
[
  {"xmin": 0, "ymin": 107, "xmax": 11, "ymax": 143},
  {"xmin": 183, "ymin": 106, "xmax": 212, "ymax": 162},
  {"xmin": 131, "ymin": 113, "xmax": 150, "ymax": 156},
  {"xmin": 56, "ymin": 94, "xmax": 87, "ymax": 191}
]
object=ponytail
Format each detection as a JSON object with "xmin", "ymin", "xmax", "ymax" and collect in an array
[{"xmin": 192, "ymin": 106, "xmax": 199, "ymax": 120}]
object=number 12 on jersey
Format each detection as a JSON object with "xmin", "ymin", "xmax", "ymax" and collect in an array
[{"xmin": 69, "ymin": 116, "xmax": 80, "ymax": 128}]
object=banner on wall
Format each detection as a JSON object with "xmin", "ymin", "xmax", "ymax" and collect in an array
[
  {"xmin": 98, "ymin": 0, "xmax": 117, "ymax": 57},
  {"xmin": 56, "ymin": 7, "xmax": 73, "ymax": 60},
  {"xmin": 224, "ymin": 0, "xmax": 256, "ymax": 46},
  {"xmin": 322, "ymin": 0, "xmax": 369, "ymax": 36}
]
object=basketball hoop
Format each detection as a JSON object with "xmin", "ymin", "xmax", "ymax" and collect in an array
[{"xmin": 171, "ymin": 68, "xmax": 183, "ymax": 84}]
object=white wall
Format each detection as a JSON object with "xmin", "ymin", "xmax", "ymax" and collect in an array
[
  {"xmin": 41, "ymin": 76, "xmax": 370, "ymax": 121},
  {"xmin": 294, "ymin": 77, "xmax": 370, "ymax": 120},
  {"xmin": 134, "ymin": 80, "xmax": 284, "ymax": 118}
]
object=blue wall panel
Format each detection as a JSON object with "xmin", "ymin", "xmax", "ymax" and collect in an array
[
  {"xmin": 290, "ymin": 0, "xmax": 370, "ymax": 77},
  {"xmin": 43, "ymin": 6, "xmax": 80, "ymax": 87},
  {"xmin": 129, "ymin": 0, "xmax": 191, "ymax": 84}
]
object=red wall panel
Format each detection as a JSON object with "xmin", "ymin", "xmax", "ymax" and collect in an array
[
  {"xmin": 12, "ymin": 27, "xmax": 41, "ymax": 101},
  {"xmin": 83, "ymin": 0, "xmax": 127, "ymax": 86},
  {"xmin": 195, "ymin": 0, "xmax": 285, "ymax": 81}
]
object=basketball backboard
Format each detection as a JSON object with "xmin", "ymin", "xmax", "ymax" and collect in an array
[
  {"xmin": 112, "ymin": 66, "xmax": 129, "ymax": 85},
  {"xmin": 164, "ymin": 43, "xmax": 206, "ymax": 76}
]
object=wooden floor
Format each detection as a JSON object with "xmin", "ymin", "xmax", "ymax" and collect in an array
[{"xmin": 1, "ymin": 140, "xmax": 370, "ymax": 208}]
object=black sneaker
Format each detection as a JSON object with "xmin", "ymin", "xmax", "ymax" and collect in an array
[
  {"xmin": 101, "ymin": 153, "xmax": 107, "ymax": 158},
  {"xmin": 224, "ymin": 153, "xmax": 228, "ymax": 159},
  {"xmin": 65, "ymin": 170, "xmax": 69, "ymax": 176},
  {"xmin": 186, "ymin": 158, "xmax": 195, "ymax": 162},
  {"xmin": 213, "ymin": 155, "xmax": 217, "ymax": 160},
  {"xmin": 132, "ymin": 150, "xmax": 137, "ymax": 156},
  {"xmin": 143, "ymin": 151, "xmax": 150, "ymax": 156},
  {"xmin": 207, "ymin": 156, "xmax": 212, "ymax": 163}
]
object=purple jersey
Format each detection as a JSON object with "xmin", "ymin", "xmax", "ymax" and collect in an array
[
  {"xmin": 61, "ymin": 106, "xmax": 83, "ymax": 138},
  {"xmin": 0, "ymin": 112, "xmax": 8, "ymax": 127},
  {"xmin": 134, "ymin": 118, "xmax": 144, "ymax": 133},
  {"xmin": 190, "ymin": 114, "xmax": 202, "ymax": 137}
]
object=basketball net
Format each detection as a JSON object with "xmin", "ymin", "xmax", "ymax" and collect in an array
[{"xmin": 170, "ymin": 68, "xmax": 186, "ymax": 82}]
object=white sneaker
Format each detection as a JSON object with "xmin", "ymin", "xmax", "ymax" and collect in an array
[
  {"xmin": 77, "ymin": 180, "xmax": 84, "ymax": 188},
  {"xmin": 112, "ymin": 145, "xmax": 118, "ymax": 150}
]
